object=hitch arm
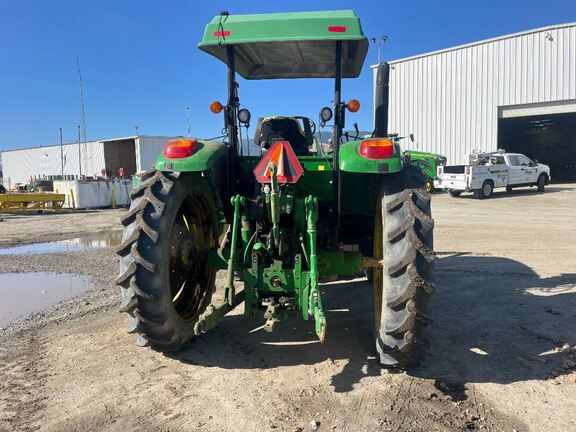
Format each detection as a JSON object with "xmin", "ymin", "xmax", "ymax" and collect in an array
[
  {"xmin": 305, "ymin": 195, "xmax": 326, "ymax": 342},
  {"xmin": 224, "ymin": 195, "xmax": 243, "ymax": 306}
]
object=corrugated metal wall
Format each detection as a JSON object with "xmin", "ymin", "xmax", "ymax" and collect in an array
[
  {"xmin": 2, "ymin": 141, "xmax": 105, "ymax": 186},
  {"xmin": 1, "ymin": 135, "xmax": 181, "ymax": 186},
  {"xmin": 136, "ymin": 136, "xmax": 180, "ymax": 172},
  {"xmin": 376, "ymin": 23, "xmax": 576, "ymax": 164}
]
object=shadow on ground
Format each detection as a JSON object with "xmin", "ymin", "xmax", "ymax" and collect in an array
[
  {"xmin": 450, "ymin": 185, "xmax": 574, "ymax": 199},
  {"xmin": 172, "ymin": 255, "xmax": 576, "ymax": 394},
  {"xmin": 412, "ymin": 255, "xmax": 576, "ymax": 389}
]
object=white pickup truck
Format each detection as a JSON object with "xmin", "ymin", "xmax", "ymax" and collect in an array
[{"xmin": 434, "ymin": 152, "xmax": 551, "ymax": 198}]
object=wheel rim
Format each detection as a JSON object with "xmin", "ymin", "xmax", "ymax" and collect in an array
[
  {"xmin": 168, "ymin": 193, "xmax": 216, "ymax": 321},
  {"xmin": 483, "ymin": 183, "xmax": 492, "ymax": 196}
]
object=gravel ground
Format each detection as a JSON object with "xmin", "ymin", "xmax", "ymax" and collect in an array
[{"xmin": 0, "ymin": 185, "xmax": 575, "ymax": 432}]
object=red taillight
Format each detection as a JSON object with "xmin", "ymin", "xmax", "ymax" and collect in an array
[
  {"xmin": 214, "ymin": 30, "xmax": 230, "ymax": 37},
  {"xmin": 465, "ymin": 166, "xmax": 471, "ymax": 175},
  {"xmin": 438, "ymin": 166, "xmax": 443, "ymax": 175},
  {"xmin": 164, "ymin": 139, "xmax": 197, "ymax": 159},
  {"xmin": 328, "ymin": 26, "xmax": 347, "ymax": 33},
  {"xmin": 359, "ymin": 139, "xmax": 394, "ymax": 159}
]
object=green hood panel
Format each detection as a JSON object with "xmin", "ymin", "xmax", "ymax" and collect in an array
[
  {"xmin": 403, "ymin": 149, "xmax": 445, "ymax": 159},
  {"xmin": 155, "ymin": 140, "xmax": 227, "ymax": 172},
  {"xmin": 198, "ymin": 10, "xmax": 368, "ymax": 79}
]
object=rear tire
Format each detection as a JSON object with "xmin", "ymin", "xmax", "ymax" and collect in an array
[
  {"xmin": 116, "ymin": 169, "xmax": 220, "ymax": 352},
  {"xmin": 537, "ymin": 174, "xmax": 546, "ymax": 192},
  {"xmin": 448, "ymin": 190, "xmax": 461, "ymax": 198},
  {"xmin": 373, "ymin": 166, "xmax": 435, "ymax": 368},
  {"xmin": 475, "ymin": 181, "xmax": 493, "ymax": 199}
]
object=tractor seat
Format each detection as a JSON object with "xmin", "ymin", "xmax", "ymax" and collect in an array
[{"xmin": 255, "ymin": 117, "xmax": 310, "ymax": 156}]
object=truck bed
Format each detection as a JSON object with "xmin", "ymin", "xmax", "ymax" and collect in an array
[{"xmin": 442, "ymin": 165, "xmax": 466, "ymax": 174}]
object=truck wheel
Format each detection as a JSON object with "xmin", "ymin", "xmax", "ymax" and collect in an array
[
  {"xmin": 448, "ymin": 190, "xmax": 461, "ymax": 198},
  {"xmin": 537, "ymin": 174, "xmax": 546, "ymax": 192},
  {"xmin": 506, "ymin": 186, "xmax": 513, "ymax": 192},
  {"xmin": 479, "ymin": 181, "xmax": 493, "ymax": 199},
  {"xmin": 373, "ymin": 166, "xmax": 435, "ymax": 368},
  {"xmin": 116, "ymin": 169, "xmax": 219, "ymax": 352}
]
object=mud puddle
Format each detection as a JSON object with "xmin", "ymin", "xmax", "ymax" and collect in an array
[
  {"xmin": 0, "ymin": 232, "xmax": 122, "ymax": 255},
  {"xmin": 0, "ymin": 273, "xmax": 92, "ymax": 327}
]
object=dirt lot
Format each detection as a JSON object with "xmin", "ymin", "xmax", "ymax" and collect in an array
[{"xmin": 1, "ymin": 184, "xmax": 575, "ymax": 432}]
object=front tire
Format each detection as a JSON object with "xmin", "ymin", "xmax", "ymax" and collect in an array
[
  {"xmin": 537, "ymin": 174, "xmax": 546, "ymax": 192},
  {"xmin": 373, "ymin": 167, "xmax": 435, "ymax": 368},
  {"xmin": 116, "ymin": 169, "xmax": 220, "ymax": 351}
]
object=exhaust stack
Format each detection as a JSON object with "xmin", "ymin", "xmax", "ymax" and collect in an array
[{"xmin": 374, "ymin": 62, "xmax": 390, "ymax": 137}]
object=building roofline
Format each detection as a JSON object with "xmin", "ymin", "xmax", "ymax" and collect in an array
[
  {"xmin": 372, "ymin": 21, "xmax": 576, "ymax": 67},
  {"xmin": 1, "ymin": 135, "xmax": 179, "ymax": 154}
]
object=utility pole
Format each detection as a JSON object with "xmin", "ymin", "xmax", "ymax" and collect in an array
[
  {"xmin": 186, "ymin": 106, "xmax": 191, "ymax": 137},
  {"xmin": 77, "ymin": 54, "xmax": 87, "ymax": 143},
  {"xmin": 370, "ymin": 35, "xmax": 389, "ymax": 64},
  {"xmin": 59, "ymin": 127, "xmax": 64, "ymax": 177},
  {"xmin": 77, "ymin": 125, "xmax": 82, "ymax": 178}
]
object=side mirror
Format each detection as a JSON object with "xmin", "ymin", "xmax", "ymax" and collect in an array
[
  {"xmin": 409, "ymin": 133, "xmax": 415, "ymax": 143},
  {"xmin": 534, "ymin": 159, "xmax": 539, "ymax": 165}
]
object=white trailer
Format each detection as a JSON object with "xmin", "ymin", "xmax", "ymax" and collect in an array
[{"xmin": 434, "ymin": 152, "xmax": 551, "ymax": 198}]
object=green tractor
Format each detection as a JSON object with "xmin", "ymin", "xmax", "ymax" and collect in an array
[
  {"xmin": 404, "ymin": 149, "xmax": 447, "ymax": 192},
  {"xmin": 116, "ymin": 10, "xmax": 435, "ymax": 367}
]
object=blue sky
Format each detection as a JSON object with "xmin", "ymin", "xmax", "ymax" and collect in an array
[{"xmin": 0, "ymin": 0, "xmax": 574, "ymax": 150}]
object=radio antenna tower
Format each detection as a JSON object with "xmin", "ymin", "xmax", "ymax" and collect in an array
[{"xmin": 77, "ymin": 53, "xmax": 87, "ymax": 144}]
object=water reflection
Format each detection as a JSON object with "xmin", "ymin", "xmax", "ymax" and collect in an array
[
  {"xmin": 0, "ymin": 232, "xmax": 122, "ymax": 255},
  {"xmin": 0, "ymin": 272, "xmax": 93, "ymax": 327}
]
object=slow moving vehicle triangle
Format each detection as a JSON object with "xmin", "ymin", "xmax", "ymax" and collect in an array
[{"xmin": 253, "ymin": 140, "xmax": 304, "ymax": 183}]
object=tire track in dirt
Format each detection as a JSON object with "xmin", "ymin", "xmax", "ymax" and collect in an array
[{"xmin": 0, "ymin": 330, "xmax": 48, "ymax": 431}]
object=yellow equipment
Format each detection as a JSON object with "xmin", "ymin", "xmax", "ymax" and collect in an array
[{"xmin": 0, "ymin": 192, "xmax": 65, "ymax": 213}]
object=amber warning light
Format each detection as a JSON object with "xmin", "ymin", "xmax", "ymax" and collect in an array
[
  {"xmin": 210, "ymin": 101, "xmax": 223, "ymax": 114},
  {"xmin": 346, "ymin": 99, "xmax": 360, "ymax": 113}
]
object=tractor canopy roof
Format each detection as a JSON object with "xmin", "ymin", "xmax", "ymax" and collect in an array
[{"xmin": 198, "ymin": 10, "xmax": 368, "ymax": 80}]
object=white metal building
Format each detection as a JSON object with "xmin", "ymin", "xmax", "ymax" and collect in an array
[
  {"xmin": 1, "ymin": 135, "xmax": 178, "ymax": 187},
  {"xmin": 377, "ymin": 22, "xmax": 576, "ymax": 180}
]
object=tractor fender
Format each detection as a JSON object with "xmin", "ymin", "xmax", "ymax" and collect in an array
[
  {"xmin": 338, "ymin": 139, "xmax": 403, "ymax": 174},
  {"xmin": 154, "ymin": 140, "xmax": 228, "ymax": 172}
]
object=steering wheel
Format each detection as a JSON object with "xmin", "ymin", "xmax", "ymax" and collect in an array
[{"xmin": 309, "ymin": 118, "xmax": 317, "ymax": 135}]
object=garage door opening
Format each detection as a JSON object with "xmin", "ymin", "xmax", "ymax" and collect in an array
[
  {"xmin": 498, "ymin": 112, "xmax": 576, "ymax": 182},
  {"xmin": 102, "ymin": 138, "xmax": 137, "ymax": 178}
]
